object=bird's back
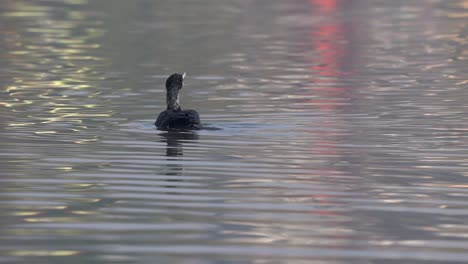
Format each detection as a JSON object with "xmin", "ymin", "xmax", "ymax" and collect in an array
[{"xmin": 155, "ymin": 109, "xmax": 200, "ymax": 130}]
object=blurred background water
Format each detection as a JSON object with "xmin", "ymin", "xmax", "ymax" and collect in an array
[{"xmin": 0, "ymin": 0, "xmax": 467, "ymax": 263}]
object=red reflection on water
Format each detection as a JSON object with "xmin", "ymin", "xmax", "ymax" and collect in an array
[
  {"xmin": 304, "ymin": 0, "xmax": 354, "ymax": 217},
  {"xmin": 311, "ymin": 0, "xmax": 337, "ymax": 11},
  {"xmin": 309, "ymin": 0, "xmax": 348, "ymax": 77},
  {"xmin": 311, "ymin": 24, "xmax": 345, "ymax": 77},
  {"xmin": 306, "ymin": 0, "xmax": 349, "ymax": 122}
]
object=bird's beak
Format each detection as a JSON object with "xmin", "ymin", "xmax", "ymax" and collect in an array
[{"xmin": 182, "ymin": 72, "xmax": 187, "ymax": 80}]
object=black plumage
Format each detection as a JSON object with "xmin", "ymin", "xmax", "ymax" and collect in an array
[
  {"xmin": 155, "ymin": 73, "xmax": 201, "ymax": 130},
  {"xmin": 155, "ymin": 109, "xmax": 200, "ymax": 130}
]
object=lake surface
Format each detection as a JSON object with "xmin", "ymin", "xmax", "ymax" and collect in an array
[{"xmin": 1, "ymin": 0, "xmax": 467, "ymax": 263}]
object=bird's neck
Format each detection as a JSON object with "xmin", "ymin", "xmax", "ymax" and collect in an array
[{"xmin": 166, "ymin": 88, "xmax": 181, "ymax": 111}]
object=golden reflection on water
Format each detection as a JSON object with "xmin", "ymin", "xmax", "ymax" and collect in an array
[
  {"xmin": 0, "ymin": 3, "xmax": 105, "ymax": 256},
  {"xmin": 24, "ymin": 217, "xmax": 76, "ymax": 223},
  {"xmin": 10, "ymin": 250, "xmax": 80, "ymax": 257},
  {"xmin": 1, "ymin": 0, "xmax": 108, "ymax": 139},
  {"xmin": 447, "ymin": 0, "xmax": 468, "ymax": 17},
  {"xmin": 12, "ymin": 211, "xmax": 39, "ymax": 216},
  {"xmin": 71, "ymin": 210, "xmax": 96, "ymax": 215}
]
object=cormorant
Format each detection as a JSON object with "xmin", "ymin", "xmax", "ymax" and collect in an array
[{"xmin": 155, "ymin": 73, "xmax": 200, "ymax": 130}]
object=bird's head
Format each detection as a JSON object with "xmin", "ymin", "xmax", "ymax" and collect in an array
[{"xmin": 166, "ymin": 72, "xmax": 186, "ymax": 91}]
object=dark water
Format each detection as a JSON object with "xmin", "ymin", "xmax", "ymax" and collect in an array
[{"xmin": 1, "ymin": 0, "xmax": 467, "ymax": 263}]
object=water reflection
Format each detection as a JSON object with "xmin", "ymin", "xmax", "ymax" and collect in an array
[
  {"xmin": 1, "ymin": 0, "xmax": 108, "ymax": 143},
  {"xmin": 160, "ymin": 131, "xmax": 199, "ymax": 158},
  {"xmin": 0, "ymin": 1, "xmax": 108, "ymax": 260},
  {"xmin": 301, "ymin": 0, "xmax": 361, "ymax": 225},
  {"xmin": 159, "ymin": 131, "xmax": 199, "ymax": 189},
  {"xmin": 1, "ymin": 0, "xmax": 468, "ymax": 263}
]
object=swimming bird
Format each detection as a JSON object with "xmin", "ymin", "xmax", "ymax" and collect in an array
[{"xmin": 155, "ymin": 73, "xmax": 201, "ymax": 130}]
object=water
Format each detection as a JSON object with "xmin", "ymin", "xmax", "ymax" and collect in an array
[{"xmin": 0, "ymin": 0, "xmax": 467, "ymax": 263}]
